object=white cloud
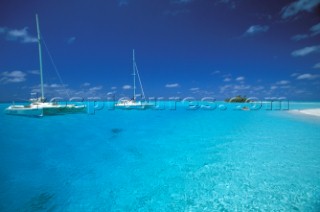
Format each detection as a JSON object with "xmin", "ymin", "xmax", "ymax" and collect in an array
[
  {"xmin": 281, "ymin": 0, "xmax": 320, "ymax": 19},
  {"xmin": 189, "ymin": 87, "xmax": 199, "ymax": 91},
  {"xmin": 27, "ymin": 70, "xmax": 40, "ymax": 75},
  {"xmin": 219, "ymin": 84, "xmax": 251, "ymax": 93},
  {"xmin": 291, "ymin": 22, "xmax": 320, "ymax": 41},
  {"xmin": 296, "ymin": 73, "xmax": 320, "ymax": 80},
  {"xmin": 49, "ymin": 83, "xmax": 60, "ymax": 88},
  {"xmin": 270, "ymin": 85, "xmax": 278, "ymax": 90},
  {"xmin": 118, "ymin": 0, "xmax": 129, "ymax": 6},
  {"xmin": 0, "ymin": 70, "xmax": 26, "ymax": 83},
  {"xmin": 280, "ymin": 85, "xmax": 291, "ymax": 89},
  {"xmin": 269, "ymin": 81, "xmax": 291, "ymax": 91},
  {"xmin": 276, "ymin": 80, "xmax": 290, "ymax": 85},
  {"xmin": 219, "ymin": 84, "xmax": 232, "ymax": 93},
  {"xmin": 165, "ymin": 83, "xmax": 180, "ymax": 88},
  {"xmin": 310, "ymin": 22, "xmax": 320, "ymax": 35},
  {"xmin": 291, "ymin": 34, "xmax": 309, "ymax": 41},
  {"xmin": 111, "ymin": 86, "xmax": 117, "ymax": 90},
  {"xmin": 234, "ymin": 85, "xmax": 250, "ymax": 90},
  {"xmin": 291, "ymin": 45, "xmax": 320, "ymax": 57},
  {"xmin": 8, "ymin": 29, "xmax": 27, "ymax": 37},
  {"xmin": 0, "ymin": 27, "xmax": 37, "ymax": 43},
  {"xmin": 82, "ymin": 82, "xmax": 91, "ymax": 87},
  {"xmin": 71, "ymin": 88, "xmax": 105, "ymax": 98},
  {"xmin": 42, "ymin": 83, "xmax": 68, "ymax": 89},
  {"xmin": 291, "ymin": 73, "xmax": 300, "ymax": 77},
  {"xmin": 122, "ymin": 85, "xmax": 132, "ymax": 90},
  {"xmin": 87, "ymin": 97, "xmax": 101, "ymax": 100},
  {"xmin": 236, "ymin": 76, "xmax": 245, "ymax": 81},
  {"xmin": 313, "ymin": 62, "xmax": 320, "ymax": 69},
  {"xmin": 295, "ymin": 89, "xmax": 306, "ymax": 94},
  {"xmin": 211, "ymin": 70, "xmax": 221, "ymax": 75},
  {"xmin": 67, "ymin": 37, "xmax": 76, "ymax": 44},
  {"xmin": 89, "ymin": 86, "xmax": 103, "ymax": 91},
  {"xmin": 253, "ymin": 86, "xmax": 264, "ymax": 91},
  {"xmin": 244, "ymin": 25, "xmax": 269, "ymax": 36},
  {"xmin": 224, "ymin": 77, "xmax": 231, "ymax": 82},
  {"xmin": 0, "ymin": 27, "xmax": 6, "ymax": 34}
]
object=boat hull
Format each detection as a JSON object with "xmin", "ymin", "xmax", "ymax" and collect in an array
[
  {"xmin": 5, "ymin": 104, "xmax": 87, "ymax": 117},
  {"xmin": 5, "ymin": 106, "xmax": 43, "ymax": 117},
  {"xmin": 56, "ymin": 105, "xmax": 87, "ymax": 114},
  {"xmin": 115, "ymin": 101, "xmax": 154, "ymax": 110}
]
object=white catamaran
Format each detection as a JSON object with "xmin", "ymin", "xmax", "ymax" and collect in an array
[
  {"xmin": 115, "ymin": 50, "xmax": 154, "ymax": 109},
  {"xmin": 5, "ymin": 14, "xmax": 86, "ymax": 116}
]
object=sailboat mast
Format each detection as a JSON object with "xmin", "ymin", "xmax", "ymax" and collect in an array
[
  {"xmin": 36, "ymin": 14, "xmax": 44, "ymax": 100},
  {"xmin": 133, "ymin": 49, "xmax": 136, "ymax": 100}
]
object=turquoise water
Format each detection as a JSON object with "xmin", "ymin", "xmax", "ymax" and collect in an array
[{"xmin": 1, "ymin": 102, "xmax": 320, "ymax": 211}]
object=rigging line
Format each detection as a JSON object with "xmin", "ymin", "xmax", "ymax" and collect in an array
[
  {"xmin": 16, "ymin": 98, "xmax": 31, "ymax": 102},
  {"xmin": 41, "ymin": 35, "xmax": 70, "ymax": 98},
  {"xmin": 134, "ymin": 63, "xmax": 145, "ymax": 99}
]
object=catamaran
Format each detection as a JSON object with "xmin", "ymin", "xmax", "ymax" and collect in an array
[
  {"xmin": 5, "ymin": 14, "xmax": 86, "ymax": 116},
  {"xmin": 115, "ymin": 50, "xmax": 154, "ymax": 109}
]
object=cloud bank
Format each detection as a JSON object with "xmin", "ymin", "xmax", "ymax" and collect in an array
[
  {"xmin": 244, "ymin": 25, "xmax": 269, "ymax": 36},
  {"xmin": 296, "ymin": 73, "xmax": 319, "ymax": 80},
  {"xmin": 281, "ymin": 0, "xmax": 320, "ymax": 19},
  {"xmin": 0, "ymin": 71, "xmax": 26, "ymax": 83},
  {"xmin": 0, "ymin": 27, "xmax": 37, "ymax": 43},
  {"xmin": 165, "ymin": 83, "xmax": 180, "ymax": 88},
  {"xmin": 122, "ymin": 85, "xmax": 132, "ymax": 90},
  {"xmin": 291, "ymin": 45, "xmax": 320, "ymax": 57}
]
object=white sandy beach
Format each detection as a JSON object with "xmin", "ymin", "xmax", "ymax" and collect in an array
[{"xmin": 293, "ymin": 109, "xmax": 320, "ymax": 117}]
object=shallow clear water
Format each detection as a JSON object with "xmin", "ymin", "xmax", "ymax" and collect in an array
[{"xmin": 1, "ymin": 102, "xmax": 320, "ymax": 211}]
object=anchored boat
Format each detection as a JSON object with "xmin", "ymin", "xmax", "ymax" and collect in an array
[
  {"xmin": 115, "ymin": 50, "xmax": 154, "ymax": 110},
  {"xmin": 5, "ymin": 14, "xmax": 86, "ymax": 116}
]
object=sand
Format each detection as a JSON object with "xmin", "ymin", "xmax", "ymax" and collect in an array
[{"xmin": 295, "ymin": 109, "xmax": 320, "ymax": 117}]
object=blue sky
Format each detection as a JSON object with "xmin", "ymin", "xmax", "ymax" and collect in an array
[{"xmin": 0, "ymin": 0, "xmax": 320, "ymax": 101}]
